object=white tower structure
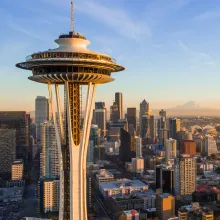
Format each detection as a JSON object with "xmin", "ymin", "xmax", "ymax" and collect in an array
[{"xmin": 16, "ymin": 2, "xmax": 124, "ymax": 220}]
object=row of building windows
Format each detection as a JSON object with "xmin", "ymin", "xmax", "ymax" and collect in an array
[
  {"xmin": 30, "ymin": 52, "xmax": 115, "ymax": 63},
  {"xmin": 33, "ymin": 66, "xmax": 111, "ymax": 76}
]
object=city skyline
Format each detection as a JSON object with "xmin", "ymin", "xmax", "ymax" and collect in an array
[{"xmin": 1, "ymin": 0, "xmax": 220, "ymax": 111}]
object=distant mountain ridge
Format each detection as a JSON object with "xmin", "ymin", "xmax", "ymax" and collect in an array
[
  {"xmin": 152, "ymin": 101, "xmax": 219, "ymax": 116},
  {"xmin": 174, "ymin": 101, "xmax": 201, "ymax": 109}
]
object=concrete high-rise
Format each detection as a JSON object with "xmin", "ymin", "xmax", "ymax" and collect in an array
[
  {"xmin": 39, "ymin": 179, "xmax": 60, "ymax": 213},
  {"xmin": 40, "ymin": 121, "xmax": 59, "ymax": 178},
  {"xmin": 35, "ymin": 96, "xmax": 49, "ymax": 142},
  {"xmin": 0, "ymin": 129, "xmax": 16, "ymax": 176},
  {"xmin": 165, "ymin": 138, "xmax": 177, "ymax": 165},
  {"xmin": 204, "ymin": 135, "xmax": 217, "ymax": 156},
  {"xmin": 115, "ymin": 92, "xmax": 123, "ymax": 119},
  {"xmin": 12, "ymin": 159, "xmax": 23, "ymax": 181},
  {"xmin": 135, "ymin": 136, "xmax": 142, "ymax": 158},
  {"xmin": 16, "ymin": 2, "xmax": 124, "ymax": 219},
  {"xmin": 175, "ymin": 155, "xmax": 196, "ymax": 196}
]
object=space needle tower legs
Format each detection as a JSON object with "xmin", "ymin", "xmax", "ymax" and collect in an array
[{"xmin": 48, "ymin": 82, "xmax": 96, "ymax": 220}]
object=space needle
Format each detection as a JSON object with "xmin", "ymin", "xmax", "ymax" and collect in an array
[{"xmin": 16, "ymin": 1, "xmax": 124, "ymax": 220}]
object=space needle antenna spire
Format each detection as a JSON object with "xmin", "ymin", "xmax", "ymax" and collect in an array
[{"xmin": 71, "ymin": 1, "xmax": 74, "ymax": 32}]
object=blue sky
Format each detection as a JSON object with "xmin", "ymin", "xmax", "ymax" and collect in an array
[{"xmin": 1, "ymin": 0, "xmax": 220, "ymax": 111}]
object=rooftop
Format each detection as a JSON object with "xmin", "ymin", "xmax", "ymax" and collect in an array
[
  {"xmin": 123, "ymin": 210, "xmax": 139, "ymax": 215},
  {"xmin": 135, "ymin": 189, "xmax": 156, "ymax": 197},
  {"xmin": 12, "ymin": 159, "xmax": 23, "ymax": 164},
  {"xmin": 99, "ymin": 179, "xmax": 148, "ymax": 189},
  {"xmin": 96, "ymin": 169, "xmax": 114, "ymax": 179},
  {"xmin": 158, "ymin": 193, "xmax": 173, "ymax": 198}
]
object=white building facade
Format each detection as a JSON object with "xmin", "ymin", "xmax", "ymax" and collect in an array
[{"xmin": 40, "ymin": 121, "xmax": 59, "ymax": 178}]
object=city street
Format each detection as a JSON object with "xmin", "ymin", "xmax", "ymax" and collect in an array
[{"xmin": 17, "ymin": 166, "xmax": 39, "ymax": 218}]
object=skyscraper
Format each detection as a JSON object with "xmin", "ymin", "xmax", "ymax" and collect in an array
[
  {"xmin": 139, "ymin": 99, "xmax": 149, "ymax": 129},
  {"xmin": 119, "ymin": 128, "xmax": 135, "ymax": 162},
  {"xmin": 159, "ymin": 109, "xmax": 166, "ymax": 118},
  {"xmin": 0, "ymin": 129, "xmax": 16, "ymax": 176},
  {"xmin": 11, "ymin": 159, "xmax": 23, "ymax": 181},
  {"xmin": 87, "ymin": 140, "xmax": 94, "ymax": 163},
  {"xmin": 35, "ymin": 96, "xmax": 49, "ymax": 142},
  {"xmin": 110, "ymin": 102, "xmax": 120, "ymax": 123},
  {"xmin": 204, "ymin": 135, "xmax": 217, "ymax": 156},
  {"xmin": 115, "ymin": 92, "xmax": 123, "ymax": 119},
  {"xmin": 39, "ymin": 179, "xmax": 60, "ymax": 214},
  {"xmin": 0, "ymin": 111, "xmax": 29, "ymax": 162},
  {"xmin": 127, "ymin": 108, "xmax": 137, "ymax": 132},
  {"xmin": 16, "ymin": 2, "xmax": 124, "ymax": 219},
  {"xmin": 155, "ymin": 165, "xmax": 174, "ymax": 194},
  {"xmin": 169, "ymin": 118, "xmax": 181, "ymax": 139},
  {"xmin": 140, "ymin": 114, "xmax": 149, "ymax": 139},
  {"xmin": 90, "ymin": 124, "xmax": 100, "ymax": 146},
  {"xmin": 175, "ymin": 155, "xmax": 196, "ymax": 196},
  {"xmin": 135, "ymin": 136, "xmax": 142, "ymax": 158},
  {"xmin": 150, "ymin": 115, "xmax": 156, "ymax": 142},
  {"xmin": 165, "ymin": 138, "xmax": 177, "ymax": 165},
  {"xmin": 40, "ymin": 121, "xmax": 59, "ymax": 178},
  {"xmin": 94, "ymin": 102, "xmax": 107, "ymax": 137}
]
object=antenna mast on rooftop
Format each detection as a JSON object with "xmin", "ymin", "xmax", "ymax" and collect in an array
[{"xmin": 71, "ymin": 1, "xmax": 74, "ymax": 32}]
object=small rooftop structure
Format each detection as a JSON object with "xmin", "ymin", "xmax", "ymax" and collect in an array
[{"xmin": 12, "ymin": 159, "xmax": 23, "ymax": 164}]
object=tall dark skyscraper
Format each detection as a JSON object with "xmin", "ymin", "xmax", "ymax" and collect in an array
[
  {"xmin": 141, "ymin": 114, "xmax": 149, "ymax": 139},
  {"xmin": 110, "ymin": 102, "xmax": 120, "ymax": 123},
  {"xmin": 0, "ymin": 129, "xmax": 16, "ymax": 176},
  {"xmin": 35, "ymin": 96, "xmax": 49, "ymax": 142},
  {"xmin": 94, "ymin": 102, "xmax": 107, "ymax": 137},
  {"xmin": 0, "ymin": 111, "xmax": 30, "ymax": 165},
  {"xmin": 169, "ymin": 118, "xmax": 181, "ymax": 139},
  {"xmin": 155, "ymin": 165, "xmax": 174, "ymax": 194},
  {"xmin": 150, "ymin": 115, "xmax": 156, "ymax": 142},
  {"xmin": 127, "ymin": 108, "xmax": 137, "ymax": 132},
  {"xmin": 119, "ymin": 128, "xmax": 135, "ymax": 162},
  {"xmin": 115, "ymin": 92, "xmax": 123, "ymax": 119}
]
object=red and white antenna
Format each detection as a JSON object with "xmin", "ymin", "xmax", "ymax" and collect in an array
[{"xmin": 71, "ymin": 1, "xmax": 74, "ymax": 32}]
